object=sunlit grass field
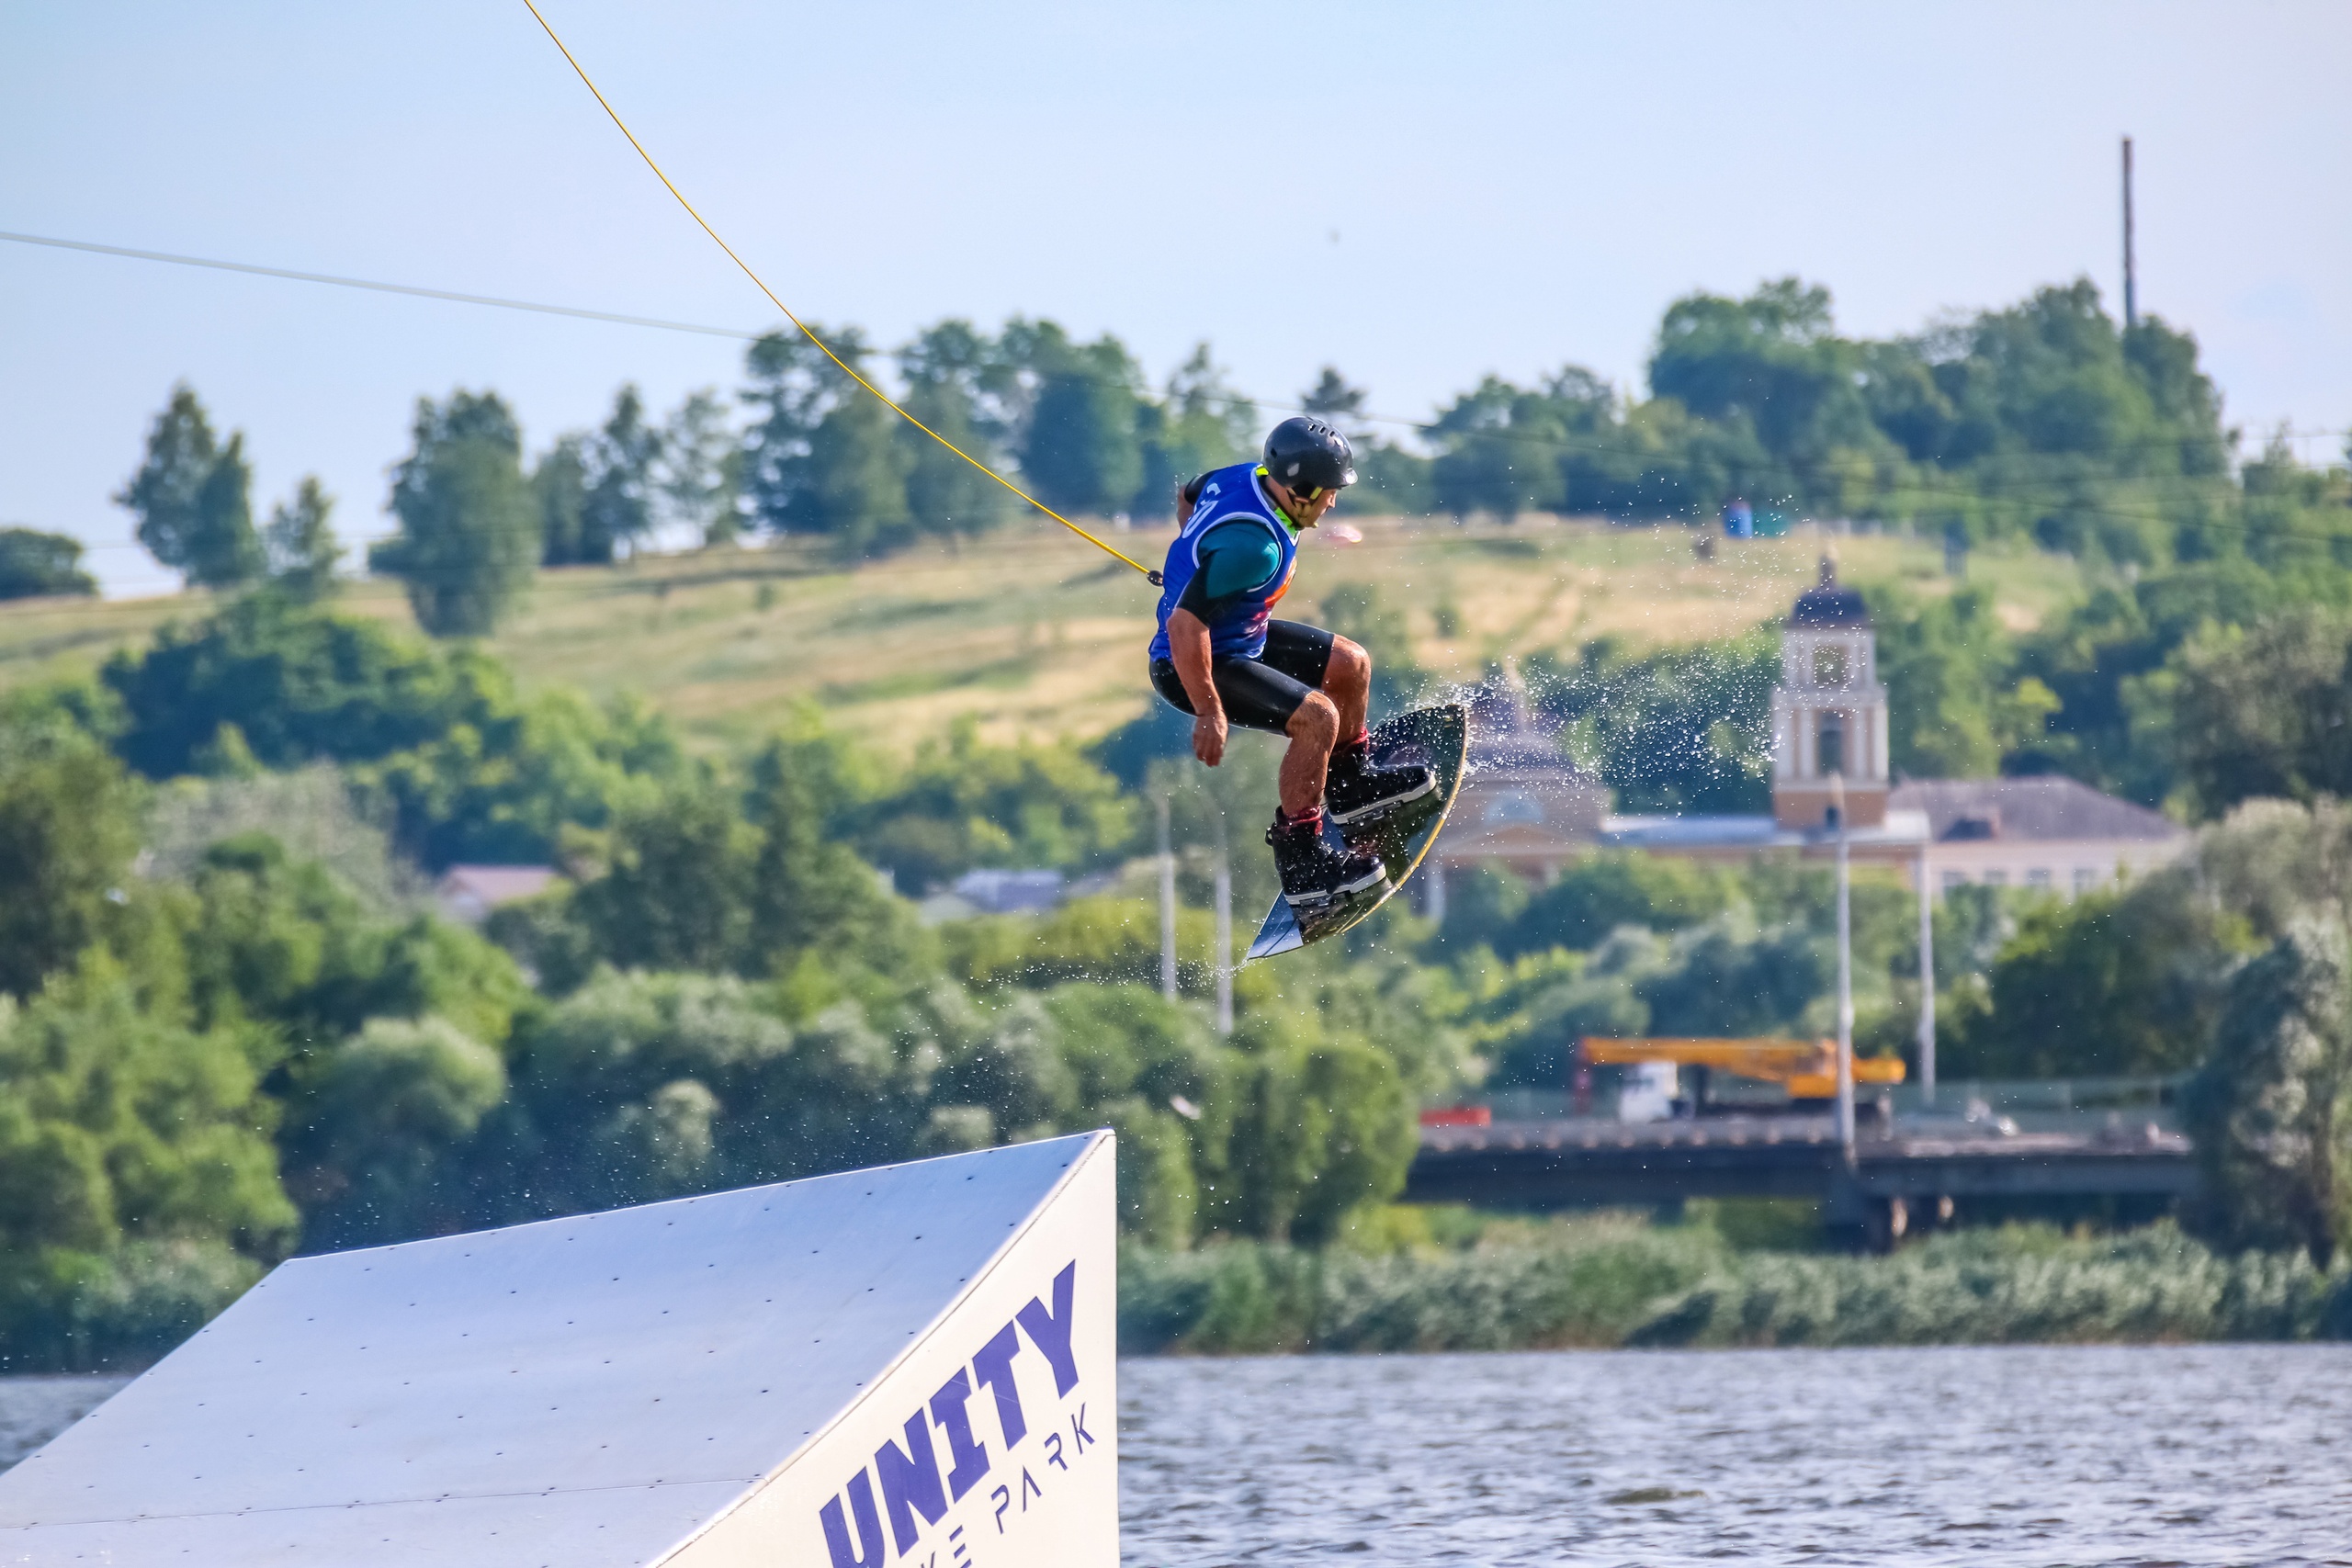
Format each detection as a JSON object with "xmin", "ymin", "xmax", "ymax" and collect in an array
[{"xmin": 0, "ymin": 517, "xmax": 2083, "ymax": 754}]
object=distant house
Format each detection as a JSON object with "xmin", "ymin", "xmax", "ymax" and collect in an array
[
  {"xmin": 953, "ymin": 868, "xmax": 1067, "ymax": 914},
  {"xmin": 435, "ymin": 864, "xmax": 560, "ymax": 925},
  {"xmin": 917, "ymin": 867, "xmax": 1069, "ymax": 924},
  {"xmin": 1891, "ymin": 777, "xmax": 2185, "ymax": 896}
]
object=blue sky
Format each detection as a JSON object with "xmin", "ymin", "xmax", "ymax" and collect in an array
[{"xmin": 4, "ymin": 0, "xmax": 2346, "ymax": 594}]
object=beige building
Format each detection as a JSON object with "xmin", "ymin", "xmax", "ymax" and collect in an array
[
  {"xmin": 1892, "ymin": 777, "xmax": 2185, "ymax": 896},
  {"xmin": 1428, "ymin": 557, "xmax": 2187, "ymax": 902}
]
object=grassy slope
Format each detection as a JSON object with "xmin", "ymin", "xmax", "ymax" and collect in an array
[{"xmin": 0, "ymin": 518, "xmax": 2082, "ymax": 754}]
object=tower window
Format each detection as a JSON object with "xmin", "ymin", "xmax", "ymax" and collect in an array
[
  {"xmin": 1813, "ymin": 644, "xmax": 1849, "ymax": 687},
  {"xmin": 1817, "ymin": 711, "xmax": 1845, "ymax": 775}
]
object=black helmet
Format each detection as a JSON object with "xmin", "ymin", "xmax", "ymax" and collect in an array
[{"xmin": 1262, "ymin": 416, "xmax": 1356, "ymax": 492}]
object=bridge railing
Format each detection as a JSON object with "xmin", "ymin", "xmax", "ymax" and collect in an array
[{"xmin": 1446, "ymin": 1075, "xmax": 2187, "ymax": 1136}]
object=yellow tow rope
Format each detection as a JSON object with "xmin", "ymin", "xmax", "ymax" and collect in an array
[{"xmin": 520, "ymin": 0, "xmax": 1162, "ymax": 584}]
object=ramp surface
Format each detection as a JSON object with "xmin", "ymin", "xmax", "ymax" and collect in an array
[{"xmin": 0, "ymin": 1132, "xmax": 1117, "ymax": 1566}]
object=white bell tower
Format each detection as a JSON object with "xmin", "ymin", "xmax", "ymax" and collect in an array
[{"xmin": 1771, "ymin": 558, "xmax": 1890, "ymax": 829}]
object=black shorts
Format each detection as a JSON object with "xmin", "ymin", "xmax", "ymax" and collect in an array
[{"xmin": 1150, "ymin": 620, "xmax": 1336, "ymax": 735}]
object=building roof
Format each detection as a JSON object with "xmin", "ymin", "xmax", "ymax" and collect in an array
[
  {"xmin": 1888, "ymin": 776, "xmax": 2185, "ymax": 843},
  {"xmin": 1789, "ymin": 557, "xmax": 1870, "ymax": 629},
  {"xmin": 1605, "ymin": 809, "xmax": 1931, "ymax": 852},
  {"xmin": 435, "ymin": 864, "xmax": 560, "ymax": 906},
  {"xmin": 953, "ymin": 867, "xmax": 1067, "ymax": 914}
]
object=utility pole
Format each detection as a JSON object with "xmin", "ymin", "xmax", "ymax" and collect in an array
[
  {"xmin": 1157, "ymin": 795, "xmax": 1177, "ymax": 1000},
  {"xmin": 1213, "ymin": 812, "xmax": 1233, "ymax": 1035},
  {"xmin": 2121, "ymin": 136, "xmax": 2138, "ymax": 330},
  {"xmin": 1832, "ymin": 773, "xmax": 1856, "ymax": 1166},
  {"xmin": 1916, "ymin": 845, "xmax": 1937, "ymax": 1105}
]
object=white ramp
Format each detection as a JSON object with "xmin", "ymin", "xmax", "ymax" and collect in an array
[{"xmin": 0, "ymin": 1132, "xmax": 1117, "ymax": 1567}]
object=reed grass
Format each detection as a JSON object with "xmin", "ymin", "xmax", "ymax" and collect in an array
[{"xmin": 1118, "ymin": 1221, "xmax": 2349, "ymax": 1354}]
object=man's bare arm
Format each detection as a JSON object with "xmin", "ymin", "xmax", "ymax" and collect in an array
[{"xmin": 1169, "ymin": 608, "xmax": 1227, "ymax": 766}]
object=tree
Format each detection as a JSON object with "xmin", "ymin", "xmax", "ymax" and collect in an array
[
  {"xmin": 1014, "ymin": 334, "xmax": 1145, "ymax": 515},
  {"xmin": 657, "ymin": 389, "xmax": 741, "ymax": 545},
  {"xmin": 172, "ymin": 831, "xmax": 529, "ymax": 1050},
  {"xmin": 1639, "ymin": 915, "xmax": 1832, "ymax": 1038},
  {"xmin": 489, "ymin": 971, "xmax": 955, "ymax": 1222},
  {"xmin": 804, "ymin": 392, "xmax": 915, "ymax": 551},
  {"xmin": 1134, "ymin": 344, "xmax": 1256, "ymax": 518},
  {"xmin": 899, "ymin": 321, "xmax": 1012, "ymax": 537},
  {"xmin": 106, "ymin": 593, "xmax": 476, "ymax": 777},
  {"xmin": 103, "ymin": 594, "xmax": 685, "ymax": 867},
  {"xmin": 2014, "ymin": 559, "xmax": 2301, "ymax": 801},
  {"xmin": 1866, "ymin": 582, "xmax": 2056, "ymax": 779},
  {"xmin": 857, "ymin": 720, "xmax": 1136, "ymax": 891},
  {"xmin": 1503, "ymin": 850, "xmax": 1739, "ymax": 957},
  {"xmin": 1427, "ymin": 375, "xmax": 1566, "ymax": 518},
  {"xmin": 569, "ymin": 777, "xmax": 757, "ymax": 973},
  {"xmin": 1947, "ymin": 870, "xmax": 2240, "ymax": 1078},
  {"xmin": 1650, "ymin": 279, "xmax": 1881, "ymax": 466},
  {"xmin": 371, "ymin": 389, "xmax": 537, "ymax": 636},
  {"xmin": 2194, "ymin": 796, "xmax": 2352, "ymax": 943},
  {"xmin": 2141, "ymin": 608, "xmax": 2352, "ymax": 818},
  {"xmin": 741, "ymin": 325, "xmax": 911, "ymax": 544},
  {"xmin": 2184, "ymin": 920, "xmax": 2352, "ymax": 1263},
  {"xmin": 0, "ymin": 723, "xmax": 142, "ymax": 999},
  {"xmin": 1300, "ymin": 367, "xmax": 1370, "ymax": 439},
  {"xmin": 0, "ymin": 527, "xmax": 96, "ymax": 600},
  {"xmin": 0, "ymin": 953, "xmax": 298, "ymax": 1260},
  {"xmin": 1211, "ymin": 1039, "xmax": 1413, "ymax": 1244},
  {"xmin": 578, "ymin": 384, "xmax": 662, "ymax": 563},
  {"xmin": 744, "ymin": 738, "xmax": 899, "ymax": 974},
  {"xmin": 116, "ymin": 384, "xmax": 263, "ymax": 589},
  {"xmin": 532, "ymin": 434, "xmax": 591, "ymax": 566},
  {"xmin": 287, "ymin": 1015, "xmax": 505, "ymax": 1249},
  {"xmin": 491, "ymin": 971, "xmax": 791, "ymax": 1214},
  {"xmin": 261, "ymin": 477, "xmax": 342, "ymax": 602}
]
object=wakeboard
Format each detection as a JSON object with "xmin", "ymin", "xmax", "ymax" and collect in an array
[{"xmin": 1244, "ymin": 701, "xmax": 1469, "ymax": 962}]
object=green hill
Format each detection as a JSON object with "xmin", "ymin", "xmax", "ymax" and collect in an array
[{"xmin": 0, "ymin": 517, "xmax": 2078, "ymax": 753}]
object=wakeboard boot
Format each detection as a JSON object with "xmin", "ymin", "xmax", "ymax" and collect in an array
[
  {"xmin": 1267, "ymin": 810, "xmax": 1389, "ymax": 910},
  {"xmin": 1325, "ymin": 739, "xmax": 1438, "ymax": 831}
]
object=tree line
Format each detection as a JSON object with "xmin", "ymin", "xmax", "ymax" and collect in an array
[
  {"xmin": 49, "ymin": 270, "xmax": 2326, "ymax": 627},
  {"xmin": 0, "ymin": 582, "xmax": 1475, "ymax": 1365}
]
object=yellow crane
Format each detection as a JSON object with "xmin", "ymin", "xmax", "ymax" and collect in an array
[{"xmin": 1579, "ymin": 1037, "xmax": 1905, "ymax": 1103}]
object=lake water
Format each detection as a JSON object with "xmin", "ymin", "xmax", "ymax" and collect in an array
[
  {"xmin": 7, "ymin": 1347, "xmax": 2347, "ymax": 1564},
  {"xmin": 1117, "ymin": 1346, "xmax": 2352, "ymax": 1566}
]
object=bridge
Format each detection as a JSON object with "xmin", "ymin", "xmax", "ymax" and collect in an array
[{"xmin": 1405, "ymin": 1111, "xmax": 2197, "ymax": 1249}]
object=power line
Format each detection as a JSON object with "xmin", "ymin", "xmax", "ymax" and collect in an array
[{"xmin": 0, "ymin": 230, "xmax": 765, "ymax": 340}]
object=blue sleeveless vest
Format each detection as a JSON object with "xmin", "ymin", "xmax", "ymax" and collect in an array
[{"xmin": 1147, "ymin": 464, "xmax": 1299, "ymax": 661}]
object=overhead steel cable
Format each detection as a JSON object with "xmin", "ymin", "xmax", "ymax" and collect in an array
[{"xmin": 0, "ymin": 229, "xmax": 761, "ymax": 340}]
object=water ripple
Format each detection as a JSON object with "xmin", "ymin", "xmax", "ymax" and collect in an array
[{"xmin": 1118, "ymin": 1344, "xmax": 2352, "ymax": 1567}]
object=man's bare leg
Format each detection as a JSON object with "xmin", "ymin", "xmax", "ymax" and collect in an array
[
  {"xmin": 1279, "ymin": 691, "xmax": 1340, "ymax": 817},
  {"xmin": 1323, "ymin": 637, "xmax": 1371, "ymax": 741}
]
